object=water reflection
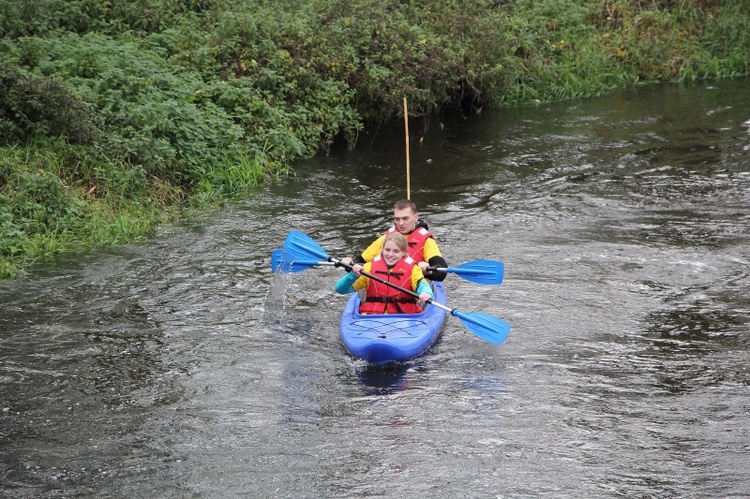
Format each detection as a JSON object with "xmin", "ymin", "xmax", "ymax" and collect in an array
[{"xmin": 355, "ymin": 363, "xmax": 413, "ymax": 395}]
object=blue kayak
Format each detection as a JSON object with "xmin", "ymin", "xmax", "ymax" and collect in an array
[{"xmin": 339, "ymin": 282, "xmax": 447, "ymax": 365}]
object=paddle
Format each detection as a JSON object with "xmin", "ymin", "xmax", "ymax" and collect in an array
[
  {"xmin": 278, "ymin": 230, "xmax": 511, "ymax": 345},
  {"xmin": 271, "ymin": 248, "xmax": 322, "ymax": 273},
  {"xmin": 271, "ymin": 249, "xmax": 504, "ymax": 285},
  {"xmin": 428, "ymin": 260, "xmax": 504, "ymax": 285}
]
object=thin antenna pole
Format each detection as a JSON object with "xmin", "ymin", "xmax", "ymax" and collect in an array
[{"xmin": 403, "ymin": 97, "xmax": 410, "ymax": 200}]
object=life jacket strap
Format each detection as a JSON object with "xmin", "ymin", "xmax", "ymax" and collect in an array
[{"xmin": 364, "ymin": 296, "xmax": 414, "ymax": 304}]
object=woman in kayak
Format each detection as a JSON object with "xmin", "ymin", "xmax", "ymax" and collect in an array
[{"xmin": 334, "ymin": 232, "xmax": 434, "ymax": 314}]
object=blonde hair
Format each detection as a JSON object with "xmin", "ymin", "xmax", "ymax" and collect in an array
[{"xmin": 382, "ymin": 232, "xmax": 408, "ymax": 253}]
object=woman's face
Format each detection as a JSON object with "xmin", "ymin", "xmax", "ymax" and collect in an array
[{"xmin": 382, "ymin": 240, "xmax": 405, "ymax": 266}]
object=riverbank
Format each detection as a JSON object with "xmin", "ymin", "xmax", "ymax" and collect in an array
[{"xmin": 1, "ymin": 0, "xmax": 748, "ymax": 278}]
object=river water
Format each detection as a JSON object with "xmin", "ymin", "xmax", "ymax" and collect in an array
[{"xmin": 2, "ymin": 78, "xmax": 749, "ymax": 498}]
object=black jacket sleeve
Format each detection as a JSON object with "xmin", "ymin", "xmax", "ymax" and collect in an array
[{"xmin": 426, "ymin": 255, "xmax": 448, "ymax": 282}]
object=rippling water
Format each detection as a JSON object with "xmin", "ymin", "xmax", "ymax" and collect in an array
[{"xmin": 2, "ymin": 79, "xmax": 749, "ymax": 497}]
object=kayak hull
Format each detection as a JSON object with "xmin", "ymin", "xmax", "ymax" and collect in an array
[{"xmin": 339, "ymin": 282, "xmax": 447, "ymax": 365}]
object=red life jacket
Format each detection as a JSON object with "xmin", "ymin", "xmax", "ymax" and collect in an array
[
  {"xmin": 385, "ymin": 226, "xmax": 433, "ymax": 262},
  {"xmin": 359, "ymin": 255, "xmax": 422, "ymax": 315}
]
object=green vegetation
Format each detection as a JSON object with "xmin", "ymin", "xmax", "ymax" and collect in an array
[{"xmin": 1, "ymin": 0, "xmax": 748, "ymax": 278}]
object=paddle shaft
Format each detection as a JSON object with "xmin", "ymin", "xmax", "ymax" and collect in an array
[
  {"xmin": 332, "ymin": 258, "xmax": 454, "ymax": 315},
  {"xmin": 272, "ymin": 248, "xmax": 502, "ymax": 285},
  {"xmin": 286, "ymin": 259, "xmax": 453, "ymax": 274}
]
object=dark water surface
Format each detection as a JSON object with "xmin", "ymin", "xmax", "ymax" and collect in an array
[{"xmin": 2, "ymin": 79, "xmax": 749, "ymax": 497}]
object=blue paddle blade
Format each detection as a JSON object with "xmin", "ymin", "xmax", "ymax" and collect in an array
[
  {"xmin": 278, "ymin": 230, "xmax": 332, "ymax": 273},
  {"xmin": 447, "ymin": 260, "xmax": 504, "ymax": 285},
  {"xmin": 270, "ymin": 249, "xmax": 283, "ymax": 271},
  {"xmin": 271, "ymin": 248, "xmax": 325, "ymax": 272},
  {"xmin": 272, "ymin": 250, "xmax": 324, "ymax": 273},
  {"xmin": 452, "ymin": 310, "xmax": 511, "ymax": 345}
]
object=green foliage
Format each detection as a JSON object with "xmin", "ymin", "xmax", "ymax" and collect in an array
[
  {"xmin": 0, "ymin": 145, "xmax": 84, "ymax": 277},
  {"xmin": 0, "ymin": 62, "xmax": 99, "ymax": 144},
  {"xmin": 5, "ymin": 33, "xmax": 247, "ymax": 185},
  {"xmin": 0, "ymin": 0, "xmax": 748, "ymax": 278},
  {"xmin": 0, "ymin": 142, "xmax": 174, "ymax": 279},
  {"xmin": 588, "ymin": 0, "xmax": 750, "ymax": 82},
  {"xmin": 0, "ymin": 0, "xmax": 225, "ymax": 38}
]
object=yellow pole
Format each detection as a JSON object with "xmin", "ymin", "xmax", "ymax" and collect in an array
[{"xmin": 403, "ymin": 97, "xmax": 411, "ymax": 200}]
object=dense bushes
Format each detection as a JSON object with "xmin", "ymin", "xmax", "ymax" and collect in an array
[
  {"xmin": 0, "ymin": 63, "xmax": 98, "ymax": 144},
  {"xmin": 1, "ymin": 0, "xmax": 749, "ymax": 278}
]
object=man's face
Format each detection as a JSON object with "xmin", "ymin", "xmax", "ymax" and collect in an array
[{"xmin": 393, "ymin": 208, "xmax": 418, "ymax": 234}]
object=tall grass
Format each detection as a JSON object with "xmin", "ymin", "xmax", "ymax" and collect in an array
[{"xmin": 0, "ymin": 142, "xmax": 174, "ymax": 278}]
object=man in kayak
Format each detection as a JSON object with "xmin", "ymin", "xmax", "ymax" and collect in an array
[
  {"xmin": 335, "ymin": 232, "xmax": 434, "ymax": 314},
  {"xmin": 341, "ymin": 199, "xmax": 448, "ymax": 281}
]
